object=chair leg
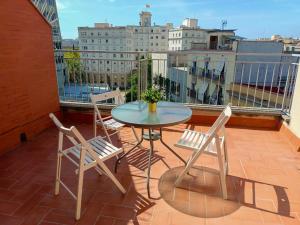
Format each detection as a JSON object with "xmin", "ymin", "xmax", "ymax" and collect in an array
[
  {"xmin": 75, "ymin": 164, "xmax": 85, "ymax": 220},
  {"xmin": 94, "ymin": 112, "xmax": 97, "ymax": 137},
  {"xmin": 223, "ymin": 140, "xmax": 229, "ymax": 175},
  {"xmin": 216, "ymin": 138, "xmax": 228, "ymax": 199},
  {"xmin": 55, "ymin": 152, "xmax": 62, "ymax": 195},
  {"xmin": 104, "ymin": 127, "xmax": 113, "ymax": 145},
  {"xmin": 174, "ymin": 155, "xmax": 196, "ymax": 187},
  {"xmin": 100, "ymin": 161, "xmax": 126, "ymax": 194}
]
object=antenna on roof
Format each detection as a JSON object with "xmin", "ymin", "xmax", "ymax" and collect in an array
[{"xmin": 221, "ymin": 20, "xmax": 227, "ymax": 30}]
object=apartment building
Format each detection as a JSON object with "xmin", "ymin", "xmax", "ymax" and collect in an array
[
  {"xmin": 159, "ymin": 40, "xmax": 298, "ymax": 107},
  {"xmin": 78, "ymin": 11, "xmax": 171, "ymax": 89},
  {"xmin": 258, "ymin": 35, "xmax": 300, "ymax": 54},
  {"xmin": 31, "ymin": 0, "xmax": 65, "ymax": 95},
  {"xmin": 168, "ymin": 18, "xmax": 236, "ymax": 51}
]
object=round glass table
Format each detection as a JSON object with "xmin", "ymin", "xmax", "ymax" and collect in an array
[{"xmin": 112, "ymin": 101, "xmax": 192, "ymax": 198}]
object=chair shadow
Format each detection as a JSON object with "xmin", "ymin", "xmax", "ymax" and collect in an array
[
  {"xmin": 124, "ymin": 191, "xmax": 156, "ymax": 223},
  {"xmin": 126, "ymin": 148, "xmax": 165, "ymax": 172},
  {"xmin": 158, "ymin": 166, "xmax": 292, "ymax": 219}
]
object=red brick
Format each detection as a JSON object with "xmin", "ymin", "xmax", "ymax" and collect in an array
[{"xmin": 0, "ymin": 0, "xmax": 60, "ymax": 155}]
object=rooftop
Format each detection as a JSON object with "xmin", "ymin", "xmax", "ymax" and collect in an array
[{"xmin": 0, "ymin": 120, "xmax": 299, "ymax": 225}]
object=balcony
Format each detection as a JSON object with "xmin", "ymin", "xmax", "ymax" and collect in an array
[
  {"xmin": 2, "ymin": 45, "xmax": 300, "ymax": 224},
  {"xmin": 1, "ymin": 3, "xmax": 300, "ymax": 224},
  {"xmin": 0, "ymin": 116, "xmax": 300, "ymax": 224}
]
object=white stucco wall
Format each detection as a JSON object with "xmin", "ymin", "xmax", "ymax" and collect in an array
[{"xmin": 287, "ymin": 65, "xmax": 300, "ymax": 138}]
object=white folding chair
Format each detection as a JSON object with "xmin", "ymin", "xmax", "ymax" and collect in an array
[
  {"xmin": 49, "ymin": 113, "xmax": 126, "ymax": 220},
  {"xmin": 90, "ymin": 88, "xmax": 139, "ymax": 144},
  {"xmin": 174, "ymin": 104, "xmax": 232, "ymax": 199}
]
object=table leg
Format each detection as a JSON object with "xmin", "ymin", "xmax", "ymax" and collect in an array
[
  {"xmin": 115, "ymin": 129, "xmax": 144, "ymax": 173},
  {"xmin": 159, "ymin": 128, "xmax": 187, "ymax": 166},
  {"xmin": 147, "ymin": 128, "xmax": 154, "ymax": 198}
]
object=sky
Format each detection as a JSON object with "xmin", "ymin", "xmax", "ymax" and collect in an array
[{"xmin": 56, "ymin": 0, "xmax": 300, "ymax": 40}]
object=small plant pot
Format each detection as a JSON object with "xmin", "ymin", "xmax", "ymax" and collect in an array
[{"xmin": 148, "ymin": 102, "xmax": 157, "ymax": 112}]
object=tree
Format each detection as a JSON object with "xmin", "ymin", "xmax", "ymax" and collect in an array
[
  {"xmin": 153, "ymin": 74, "xmax": 171, "ymax": 100},
  {"xmin": 64, "ymin": 51, "xmax": 86, "ymax": 83},
  {"xmin": 125, "ymin": 55, "xmax": 153, "ymax": 102},
  {"xmin": 125, "ymin": 71, "xmax": 138, "ymax": 102}
]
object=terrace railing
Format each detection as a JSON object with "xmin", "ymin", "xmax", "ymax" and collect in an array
[{"xmin": 58, "ymin": 50, "xmax": 299, "ymax": 115}]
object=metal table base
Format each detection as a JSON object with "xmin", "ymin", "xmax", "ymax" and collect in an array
[{"xmin": 114, "ymin": 128, "xmax": 187, "ymax": 198}]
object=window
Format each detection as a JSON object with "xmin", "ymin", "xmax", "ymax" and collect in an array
[
  {"xmin": 107, "ymin": 61, "xmax": 110, "ymax": 64},
  {"xmin": 81, "ymin": 39, "xmax": 87, "ymax": 43},
  {"xmin": 156, "ymin": 43, "xmax": 158, "ymax": 46},
  {"xmin": 113, "ymin": 54, "xmax": 116, "ymax": 58},
  {"xmin": 83, "ymin": 46, "xmax": 88, "ymax": 50},
  {"xmin": 106, "ymin": 39, "xmax": 108, "ymax": 43},
  {"xmin": 135, "ymin": 29, "xmax": 138, "ymax": 32},
  {"xmin": 91, "ymin": 32, "xmax": 94, "ymax": 36},
  {"xmin": 161, "ymin": 36, "xmax": 165, "ymax": 39},
  {"xmin": 151, "ymin": 29, "xmax": 153, "ymax": 33},
  {"xmin": 162, "ymin": 29, "xmax": 166, "ymax": 32},
  {"xmin": 150, "ymin": 36, "xmax": 153, "ymax": 39},
  {"xmin": 98, "ymin": 32, "xmax": 101, "ymax": 36},
  {"xmin": 91, "ymin": 39, "xmax": 94, "ymax": 43},
  {"xmin": 156, "ymin": 36, "xmax": 158, "ymax": 39},
  {"xmin": 120, "ymin": 54, "xmax": 124, "ymax": 58},
  {"xmin": 80, "ymin": 32, "xmax": 86, "ymax": 36}
]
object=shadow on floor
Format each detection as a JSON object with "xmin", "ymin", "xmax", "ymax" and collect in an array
[{"xmin": 158, "ymin": 166, "xmax": 291, "ymax": 218}]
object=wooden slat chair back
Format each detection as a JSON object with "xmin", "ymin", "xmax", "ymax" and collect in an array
[
  {"xmin": 174, "ymin": 104, "xmax": 232, "ymax": 199},
  {"xmin": 49, "ymin": 113, "xmax": 126, "ymax": 220},
  {"xmin": 90, "ymin": 89, "xmax": 124, "ymax": 141},
  {"xmin": 90, "ymin": 89, "xmax": 139, "ymax": 145}
]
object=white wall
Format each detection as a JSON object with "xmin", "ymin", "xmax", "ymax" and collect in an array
[{"xmin": 287, "ymin": 66, "xmax": 300, "ymax": 138}]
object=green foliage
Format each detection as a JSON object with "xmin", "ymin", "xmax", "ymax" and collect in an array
[
  {"xmin": 153, "ymin": 74, "xmax": 171, "ymax": 100},
  {"xmin": 142, "ymin": 88, "xmax": 162, "ymax": 103},
  {"xmin": 147, "ymin": 58, "xmax": 152, "ymax": 89},
  {"xmin": 65, "ymin": 51, "xmax": 86, "ymax": 83},
  {"xmin": 125, "ymin": 71, "xmax": 138, "ymax": 102}
]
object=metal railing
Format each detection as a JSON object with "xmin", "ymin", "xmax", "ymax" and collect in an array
[{"xmin": 58, "ymin": 50, "xmax": 299, "ymax": 115}]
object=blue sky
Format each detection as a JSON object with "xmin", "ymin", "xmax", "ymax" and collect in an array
[{"xmin": 56, "ymin": 0, "xmax": 300, "ymax": 39}]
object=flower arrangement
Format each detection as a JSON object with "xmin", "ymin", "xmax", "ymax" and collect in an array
[
  {"xmin": 142, "ymin": 88, "xmax": 162, "ymax": 112},
  {"xmin": 142, "ymin": 88, "xmax": 162, "ymax": 103}
]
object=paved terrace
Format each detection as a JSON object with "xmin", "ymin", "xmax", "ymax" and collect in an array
[{"xmin": 0, "ymin": 121, "xmax": 299, "ymax": 225}]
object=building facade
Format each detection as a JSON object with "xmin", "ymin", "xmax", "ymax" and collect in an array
[
  {"xmin": 168, "ymin": 18, "xmax": 236, "ymax": 51},
  {"xmin": 78, "ymin": 11, "xmax": 171, "ymax": 89},
  {"xmin": 31, "ymin": 0, "xmax": 65, "ymax": 95}
]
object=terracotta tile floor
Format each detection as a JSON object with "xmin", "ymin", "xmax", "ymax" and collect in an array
[{"xmin": 0, "ymin": 121, "xmax": 300, "ymax": 225}]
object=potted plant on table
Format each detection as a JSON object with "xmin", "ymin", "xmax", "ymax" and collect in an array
[{"xmin": 142, "ymin": 88, "xmax": 162, "ymax": 112}]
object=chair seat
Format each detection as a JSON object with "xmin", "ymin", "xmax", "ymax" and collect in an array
[
  {"xmin": 66, "ymin": 136, "xmax": 123, "ymax": 164},
  {"xmin": 97, "ymin": 119, "xmax": 125, "ymax": 130},
  {"xmin": 175, "ymin": 130, "xmax": 224, "ymax": 155}
]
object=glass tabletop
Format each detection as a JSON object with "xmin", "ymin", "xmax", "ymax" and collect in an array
[{"xmin": 111, "ymin": 101, "xmax": 192, "ymax": 128}]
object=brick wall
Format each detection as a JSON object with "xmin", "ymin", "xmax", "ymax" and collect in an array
[{"xmin": 0, "ymin": 0, "xmax": 60, "ymax": 154}]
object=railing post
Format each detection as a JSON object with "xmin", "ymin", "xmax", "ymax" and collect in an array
[{"xmin": 137, "ymin": 53, "xmax": 141, "ymax": 100}]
